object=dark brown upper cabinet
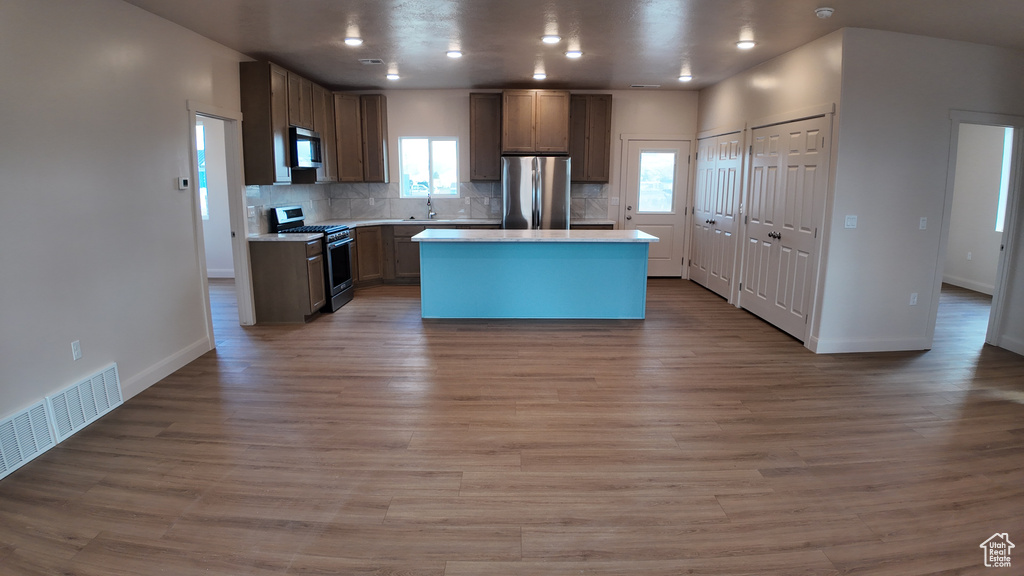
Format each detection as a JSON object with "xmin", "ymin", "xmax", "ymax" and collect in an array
[
  {"xmin": 239, "ymin": 61, "xmax": 292, "ymax": 185},
  {"xmin": 569, "ymin": 94, "xmax": 613, "ymax": 183},
  {"xmin": 501, "ymin": 90, "xmax": 570, "ymax": 154},
  {"xmin": 360, "ymin": 94, "xmax": 389, "ymax": 183},
  {"xmin": 469, "ymin": 93, "xmax": 502, "ymax": 180},
  {"xmin": 333, "ymin": 93, "xmax": 364, "ymax": 182},
  {"xmin": 286, "ymin": 72, "xmax": 314, "ymax": 130}
]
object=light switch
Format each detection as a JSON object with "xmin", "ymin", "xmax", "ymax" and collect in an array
[
  {"xmin": 919, "ymin": 217, "xmax": 927, "ymax": 230},
  {"xmin": 610, "ymin": 197, "xmax": 620, "ymax": 206},
  {"xmin": 845, "ymin": 215, "xmax": 857, "ymax": 229}
]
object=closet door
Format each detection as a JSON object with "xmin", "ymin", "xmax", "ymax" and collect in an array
[
  {"xmin": 741, "ymin": 116, "xmax": 829, "ymax": 340},
  {"xmin": 689, "ymin": 137, "xmax": 716, "ymax": 286},
  {"xmin": 707, "ymin": 134, "xmax": 743, "ymax": 299}
]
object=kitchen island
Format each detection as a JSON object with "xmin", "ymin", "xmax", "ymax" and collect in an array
[{"xmin": 412, "ymin": 229, "xmax": 658, "ymax": 319}]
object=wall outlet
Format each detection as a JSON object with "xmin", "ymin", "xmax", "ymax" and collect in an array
[
  {"xmin": 71, "ymin": 340, "xmax": 82, "ymax": 361},
  {"xmin": 919, "ymin": 217, "xmax": 927, "ymax": 230},
  {"xmin": 368, "ymin": 197, "xmax": 375, "ymax": 206},
  {"xmin": 910, "ymin": 292, "xmax": 918, "ymax": 306},
  {"xmin": 465, "ymin": 197, "xmax": 471, "ymax": 205},
  {"xmin": 610, "ymin": 197, "xmax": 620, "ymax": 206},
  {"xmin": 483, "ymin": 197, "xmax": 490, "ymax": 205},
  {"xmin": 845, "ymin": 215, "xmax": 858, "ymax": 229},
  {"xmin": 247, "ymin": 206, "xmax": 257, "ymax": 218},
  {"xmin": 177, "ymin": 177, "xmax": 189, "ymax": 190}
]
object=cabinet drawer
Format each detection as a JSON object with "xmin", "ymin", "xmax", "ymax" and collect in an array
[{"xmin": 305, "ymin": 239, "xmax": 322, "ymax": 257}]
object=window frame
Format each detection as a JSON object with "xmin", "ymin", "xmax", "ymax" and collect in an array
[{"xmin": 398, "ymin": 136, "xmax": 459, "ymax": 198}]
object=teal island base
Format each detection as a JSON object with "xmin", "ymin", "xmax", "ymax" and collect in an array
[{"xmin": 413, "ymin": 229, "xmax": 658, "ymax": 319}]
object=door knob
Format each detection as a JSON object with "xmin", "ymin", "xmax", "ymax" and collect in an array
[
  {"xmin": 626, "ymin": 215, "xmax": 632, "ymax": 220},
  {"xmin": 627, "ymin": 206, "xmax": 633, "ymax": 211}
]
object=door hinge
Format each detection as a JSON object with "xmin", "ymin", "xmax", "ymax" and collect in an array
[
  {"xmin": 745, "ymin": 215, "xmax": 748, "ymax": 224},
  {"xmin": 739, "ymin": 282, "xmax": 743, "ymax": 291},
  {"xmin": 814, "ymin": 227, "xmax": 817, "ymax": 238},
  {"xmin": 685, "ymin": 207, "xmax": 688, "ymax": 215},
  {"xmin": 749, "ymin": 145, "xmax": 753, "ymax": 155},
  {"xmin": 822, "ymin": 136, "xmax": 825, "ymax": 147}
]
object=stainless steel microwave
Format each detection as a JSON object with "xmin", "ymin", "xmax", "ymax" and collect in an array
[{"xmin": 289, "ymin": 126, "xmax": 323, "ymax": 169}]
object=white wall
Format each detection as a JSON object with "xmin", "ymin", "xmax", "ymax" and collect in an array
[
  {"xmin": 944, "ymin": 124, "xmax": 1007, "ymax": 294},
  {"xmin": 0, "ymin": 0, "xmax": 245, "ymax": 419},
  {"xmin": 815, "ymin": 28, "xmax": 1024, "ymax": 353},
  {"xmin": 200, "ymin": 117, "xmax": 235, "ymax": 278},
  {"xmin": 697, "ymin": 31, "xmax": 844, "ymax": 134}
]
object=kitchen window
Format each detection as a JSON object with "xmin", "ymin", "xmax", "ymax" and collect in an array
[{"xmin": 399, "ymin": 137, "xmax": 459, "ymax": 198}]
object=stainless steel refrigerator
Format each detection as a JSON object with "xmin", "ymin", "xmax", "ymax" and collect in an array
[{"xmin": 501, "ymin": 156, "xmax": 571, "ymax": 229}]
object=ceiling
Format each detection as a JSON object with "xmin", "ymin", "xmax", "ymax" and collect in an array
[{"xmin": 123, "ymin": 0, "xmax": 1024, "ymax": 91}]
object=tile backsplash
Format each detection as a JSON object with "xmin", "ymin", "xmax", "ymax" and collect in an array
[{"xmin": 247, "ymin": 181, "xmax": 609, "ymax": 233}]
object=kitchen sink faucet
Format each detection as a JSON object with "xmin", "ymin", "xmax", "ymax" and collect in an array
[{"xmin": 426, "ymin": 193, "xmax": 436, "ymax": 220}]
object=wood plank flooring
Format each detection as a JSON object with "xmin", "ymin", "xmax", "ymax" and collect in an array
[{"xmin": 1, "ymin": 280, "xmax": 1022, "ymax": 575}]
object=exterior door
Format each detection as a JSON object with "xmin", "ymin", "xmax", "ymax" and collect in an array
[
  {"xmin": 623, "ymin": 139, "xmax": 692, "ymax": 277},
  {"xmin": 741, "ymin": 116, "xmax": 829, "ymax": 340},
  {"xmin": 690, "ymin": 132, "xmax": 743, "ymax": 299}
]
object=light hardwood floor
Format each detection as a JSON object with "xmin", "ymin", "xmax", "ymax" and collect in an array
[{"xmin": 1, "ymin": 280, "xmax": 1022, "ymax": 575}]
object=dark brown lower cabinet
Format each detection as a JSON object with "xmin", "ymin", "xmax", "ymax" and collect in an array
[
  {"xmin": 249, "ymin": 239, "xmax": 325, "ymax": 324},
  {"xmin": 354, "ymin": 226, "xmax": 384, "ymax": 285}
]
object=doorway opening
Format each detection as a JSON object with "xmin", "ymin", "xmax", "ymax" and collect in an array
[
  {"xmin": 936, "ymin": 116, "xmax": 1021, "ymax": 354},
  {"xmin": 187, "ymin": 102, "xmax": 254, "ymax": 353}
]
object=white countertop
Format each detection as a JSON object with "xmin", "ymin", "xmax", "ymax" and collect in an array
[
  {"xmin": 248, "ymin": 232, "xmax": 323, "ymax": 242},
  {"xmin": 412, "ymin": 229, "xmax": 659, "ymax": 243}
]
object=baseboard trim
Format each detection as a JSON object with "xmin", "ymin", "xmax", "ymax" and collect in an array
[
  {"xmin": 206, "ymin": 269, "xmax": 235, "ymax": 279},
  {"xmin": 942, "ymin": 275, "xmax": 994, "ymax": 295},
  {"xmin": 120, "ymin": 337, "xmax": 211, "ymax": 400},
  {"xmin": 996, "ymin": 335, "xmax": 1024, "ymax": 357},
  {"xmin": 810, "ymin": 335, "xmax": 931, "ymax": 354}
]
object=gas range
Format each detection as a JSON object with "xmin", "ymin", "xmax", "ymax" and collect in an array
[{"xmin": 269, "ymin": 206, "xmax": 354, "ymax": 312}]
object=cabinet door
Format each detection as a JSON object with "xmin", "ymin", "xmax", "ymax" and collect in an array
[
  {"xmin": 535, "ymin": 90, "xmax": 570, "ymax": 153},
  {"xmin": 355, "ymin": 226, "xmax": 384, "ymax": 282},
  {"xmin": 307, "ymin": 253, "xmax": 326, "ymax": 312},
  {"xmin": 470, "ymin": 93, "xmax": 502, "ymax": 180},
  {"xmin": 360, "ymin": 94, "xmax": 389, "ymax": 183},
  {"xmin": 269, "ymin": 65, "xmax": 292, "ymax": 183},
  {"xmin": 312, "ymin": 83, "xmax": 337, "ymax": 182},
  {"xmin": 502, "ymin": 90, "xmax": 536, "ymax": 153},
  {"xmin": 584, "ymin": 94, "xmax": 612, "ymax": 182},
  {"xmin": 569, "ymin": 95, "xmax": 589, "ymax": 181},
  {"xmin": 334, "ymin": 93, "xmax": 364, "ymax": 182},
  {"xmin": 287, "ymin": 72, "xmax": 314, "ymax": 129},
  {"xmin": 392, "ymin": 225, "xmax": 425, "ymax": 279},
  {"xmin": 239, "ymin": 61, "xmax": 291, "ymax": 185}
]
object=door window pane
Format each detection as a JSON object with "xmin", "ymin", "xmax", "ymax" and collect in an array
[{"xmin": 638, "ymin": 151, "xmax": 676, "ymax": 213}]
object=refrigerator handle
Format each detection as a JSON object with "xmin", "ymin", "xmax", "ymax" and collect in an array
[{"xmin": 532, "ymin": 160, "xmax": 541, "ymax": 228}]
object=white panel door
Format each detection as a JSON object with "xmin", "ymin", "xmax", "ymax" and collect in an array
[
  {"xmin": 623, "ymin": 139, "xmax": 692, "ymax": 277},
  {"xmin": 689, "ymin": 137, "xmax": 715, "ymax": 286},
  {"xmin": 707, "ymin": 134, "xmax": 743, "ymax": 299},
  {"xmin": 741, "ymin": 116, "xmax": 829, "ymax": 340}
]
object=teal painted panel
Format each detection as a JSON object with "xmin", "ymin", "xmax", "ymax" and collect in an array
[{"xmin": 419, "ymin": 242, "xmax": 650, "ymax": 319}]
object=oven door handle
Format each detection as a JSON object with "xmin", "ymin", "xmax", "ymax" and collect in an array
[{"xmin": 327, "ymin": 237, "xmax": 353, "ymax": 250}]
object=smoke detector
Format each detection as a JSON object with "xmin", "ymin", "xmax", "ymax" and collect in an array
[{"xmin": 815, "ymin": 7, "xmax": 835, "ymax": 19}]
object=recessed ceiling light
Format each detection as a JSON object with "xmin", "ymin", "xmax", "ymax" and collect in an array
[
  {"xmin": 565, "ymin": 50, "xmax": 582, "ymax": 59},
  {"xmin": 344, "ymin": 37, "xmax": 363, "ymax": 46},
  {"xmin": 542, "ymin": 35, "xmax": 561, "ymax": 44},
  {"xmin": 446, "ymin": 50, "xmax": 463, "ymax": 58},
  {"xmin": 533, "ymin": 73, "xmax": 547, "ymax": 80},
  {"xmin": 678, "ymin": 75, "xmax": 693, "ymax": 82},
  {"xmin": 736, "ymin": 40, "xmax": 757, "ymax": 50},
  {"xmin": 386, "ymin": 73, "xmax": 400, "ymax": 80}
]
